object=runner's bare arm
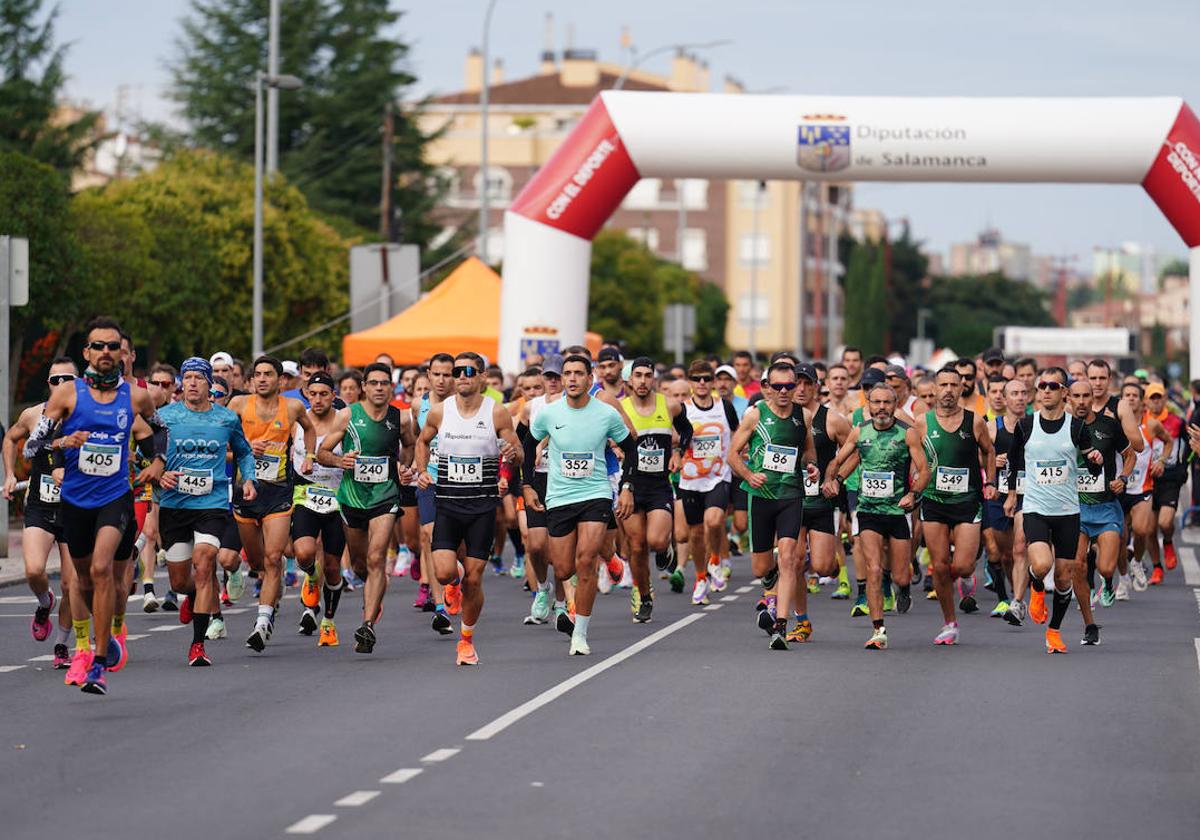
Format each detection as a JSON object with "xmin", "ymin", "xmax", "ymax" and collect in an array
[
  {"xmin": 1117, "ymin": 399, "xmax": 1145, "ymax": 453},
  {"xmin": 412, "ymin": 404, "xmax": 443, "ymax": 479},
  {"xmin": 3, "ymin": 406, "xmax": 39, "ymax": 498},
  {"xmin": 975, "ymin": 412, "xmax": 997, "ymax": 493},
  {"xmin": 315, "ymin": 408, "xmax": 351, "ymax": 468},
  {"xmin": 291, "ymin": 399, "xmax": 317, "ymax": 472},
  {"xmin": 826, "ymin": 427, "xmax": 861, "ymax": 496},
  {"xmin": 726, "ymin": 406, "xmax": 761, "ymax": 485},
  {"xmin": 906, "ymin": 426, "xmax": 931, "ymax": 495}
]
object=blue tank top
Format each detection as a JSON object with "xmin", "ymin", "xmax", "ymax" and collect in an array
[
  {"xmin": 417, "ymin": 395, "xmax": 438, "ymax": 479},
  {"xmin": 61, "ymin": 379, "xmax": 133, "ymax": 508}
]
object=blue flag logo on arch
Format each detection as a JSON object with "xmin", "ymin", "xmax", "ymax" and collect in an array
[{"xmin": 797, "ymin": 119, "xmax": 851, "ymax": 173}]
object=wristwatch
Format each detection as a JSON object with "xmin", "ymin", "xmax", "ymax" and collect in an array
[{"xmin": 621, "ymin": 482, "xmax": 633, "ymax": 493}]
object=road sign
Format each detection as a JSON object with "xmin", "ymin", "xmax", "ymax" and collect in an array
[{"xmin": 663, "ymin": 303, "xmax": 696, "ymax": 364}]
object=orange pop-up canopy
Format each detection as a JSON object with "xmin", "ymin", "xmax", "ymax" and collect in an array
[{"xmin": 342, "ymin": 257, "xmax": 600, "ymax": 368}]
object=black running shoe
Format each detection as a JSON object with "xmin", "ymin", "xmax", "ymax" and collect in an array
[
  {"xmin": 161, "ymin": 592, "xmax": 179, "ymax": 612},
  {"xmin": 245, "ymin": 626, "xmax": 267, "ymax": 652},
  {"xmin": 960, "ymin": 595, "xmax": 979, "ymax": 614},
  {"xmin": 910, "ymin": 558, "xmax": 923, "ymax": 587},
  {"xmin": 298, "ymin": 607, "xmax": 318, "ymax": 636},
  {"xmin": 1081, "ymin": 623, "xmax": 1101, "ymax": 646},
  {"xmin": 655, "ymin": 544, "xmax": 673, "ymax": 572},
  {"xmin": 555, "ymin": 609, "xmax": 574, "ymax": 636},
  {"xmin": 896, "ymin": 588, "xmax": 913, "ymax": 614},
  {"xmin": 769, "ymin": 632, "xmax": 789, "ymax": 651},
  {"xmin": 353, "ymin": 622, "xmax": 376, "ymax": 654},
  {"xmin": 431, "ymin": 611, "xmax": 453, "ymax": 636},
  {"xmin": 756, "ymin": 605, "xmax": 776, "ymax": 635},
  {"xmin": 634, "ymin": 598, "xmax": 653, "ymax": 624},
  {"xmin": 761, "ymin": 565, "xmax": 779, "ymax": 590}
]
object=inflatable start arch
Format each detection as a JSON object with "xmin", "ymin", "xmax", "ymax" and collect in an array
[{"xmin": 498, "ymin": 92, "xmax": 1200, "ymax": 372}]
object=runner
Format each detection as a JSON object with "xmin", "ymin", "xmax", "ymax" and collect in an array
[
  {"xmin": 318, "ymin": 363, "xmax": 415, "ymax": 654},
  {"xmin": 3, "ymin": 357, "xmax": 78, "ymax": 668},
  {"xmin": 290, "ymin": 372, "xmax": 348, "ymax": 644},
  {"xmin": 982, "ymin": 377, "xmax": 1018, "ymax": 618},
  {"xmin": 24, "ymin": 317, "xmax": 167, "ymax": 694},
  {"xmin": 524, "ymin": 354, "xmax": 638, "ymax": 655},
  {"xmin": 414, "ymin": 354, "xmax": 456, "ymax": 634},
  {"xmin": 998, "ymin": 378, "xmax": 1034, "ymax": 625},
  {"xmin": 1145, "ymin": 382, "xmax": 1186, "ymax": 578},
  {"xmin": 842, "ymin": 347, "xmax": 864, "ymax": 390},
  {"xmin": 917, "ymin": 365, "xmax": 997, "ymax": 645},
  {"xmin": 1118, "ymin": 382, "xmax": 1171, "ymax": 591},
  {"xmin": 827, "ymin": 383, "xmax": 929, "ymax": 650},
  {"xmin": 137, "ymin": 363, "xmax": 176, "ymax": 610},
  {"xmin": 1003, "ymin": 367, "xmax": 1103, "ymax": 654},
  {"xmin": 620, "ymin": 357, "xmax": 692, "ymax": 623},
  {"xmin": 727, "ymin": 361, "xmax": 819, "ymax": 649},
  {"xmin": 227, "ymin": 356, "xmax": 316, "ymax": 652},
  {"xmin": 156, "ymin": 358, "xmax": 257, "ymax": 666},
  {"xmin": 826, "ymin": 364, "xmax": 855, "ymax": 417}
]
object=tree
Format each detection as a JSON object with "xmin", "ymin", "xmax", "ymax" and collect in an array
[
  {"xmin": 841, "ymin": 240, "xmax": 886, "ymax": 356},
  {"xmin": 0, "ymin": 0, "xmax": 101, "ymax": 175},
  {"xmin": 169, "ymin": 0, "xmax": 455, "ymax": 263},
  {"xmin": 1159, "ymin": 257, "xmax": 1188, "ymax": 287},
  {"xmin": 926, "ymin": 272, "xmax": 1053, "ymax": 354}
]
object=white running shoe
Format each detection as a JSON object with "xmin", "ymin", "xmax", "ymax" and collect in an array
[
  {"xmin": 1130, "ymin": 559, "xmax": 1148, "ymax": 592},
  {"xmin": 569, "ymin": 634, "xmax": 590, "ymax": 656},
  {"xmin": 142, "ymin": 592, "xmax": 160, "ymax": 613},
  {"xmin": 933, "ymin": 623, "xmax": 960, "ymax": 645},
  {"xmin": 597, "ymin": 566, "xmax": 613, "ymax": 595},
  {"xmin": 617, "ymin": 559, "xmax": 633, "ymax": 589},
  {"xmin": 692, "ymin": 577, "xmax": 710, "ymax": 606},
  {"xmin": 1115, "ymin": 578, "xmax": 1130, "ymax": 601},
  {"xmin": 206, "ymin": 617, "xmax": 227, "ymax": 640},
  {"xmin": 707, "ymin": 564, "xmax": 727, "ymax": 593}
]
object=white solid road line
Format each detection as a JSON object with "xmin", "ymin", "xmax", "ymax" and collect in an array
[
  {"xmin": 125, "ymin": 634, "xmax": 148, "ymax": 642},
  {"xmin": 465, "ymin": 613, "xmax": 706, "ymax": 742},
  {"xmin": 334, "ymin": 791, "xmax": 380, "ymax": 807},
  {"xmin": 703, "ymin": 604, "xmax": 723, "ymax": 611},
  {"xmin": 285, "ymin": 815, "xmax": 336, "ymax": 834},
  {"xmin": 735, "ymin": 585, "xmax": 755, "ymax": 594},
  {"xmin": 720, "ymin": 594, "xmax": 739, "ymax": 602},
  {"xmin": 27, "ymin": 654, "xmax": 56, "ymax": 662},
  {"xmin": 380, "ymin": 768, "xmax": 423, "ymax": 784},
  {"xmin": 148, "ymin": 625, "xmax": 186, "ymax": 632},
  {"xmin": 1178, "ymin": 546, "xmax": 1200, "ymax": 585},
  {"xmin": 0, "ymin": 665, "xmax": 27, "ymax": 673},
  {"xmin": 421, "ymin": 748, "xmax": 460, "ymax": 763}
]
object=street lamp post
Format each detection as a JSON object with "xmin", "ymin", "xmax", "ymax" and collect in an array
[
  {"xmin": 478, "ymin": 0, "xmax": 499, "ymax": 264},
  {"xmin": 253, "ymin": 72, "xmax": 304, "ymax": 358},
  {"xmin": 612, "ymin": 39, "xmax": 732, "ymax": 90}
]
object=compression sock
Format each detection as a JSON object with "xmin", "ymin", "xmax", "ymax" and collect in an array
[
  {"xmin": 73, "ymin": 619, "xmax": 91, "ymax": 650},
  {"xmin": 1049, "ymin": 586, "xmax": 1072, "ymax": 630},
  {"xmin": 1028, "ymin": 568, "xmax": 1045, "ymax": 593},
  {"xmin": 988, "ymin": 561, "xmax": 1008, "ymax": 602},
  {"xmin": 192, "ymin": 613, "xmax": 210, "ymax": 644},
  {"xmin": 322, "ymin": 579, "xmax": 343, "ymax": 619},
  {"xmin": 507, "ymin": 528, "xmax": 524, "ymax": 558}
]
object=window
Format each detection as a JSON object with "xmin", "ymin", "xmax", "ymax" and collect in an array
[
  {"xmin": 677, "ymin": 178, "xmax": 708, "ymax": 210},
  {"xmin": 738, "ymin": 293, "xmax": 769, "ymax": 326},
  {"xmin": 623, "ymin": 178, "xmax": 661, "ymax": 210},
  {"xmin": 739, "ymin": 233, "xmax": 770, "ymax": 267},
  {"xmin": 627, "ymin": 226, "xmax": 660, "ymax": 251},
  {"xmin": 473, "ymin": 166, "xmax": 512, "ymax": 202},
  {"xmin": 682, "ymin": 228, "xmax": 707, "ymax": 271},
  {"xmin": 738, "ymin": 180, "xmax": 768, "ymax": 208}
]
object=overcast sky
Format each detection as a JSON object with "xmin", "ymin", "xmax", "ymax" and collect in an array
[{"xmin": 54, "ymin": 0, "xmax": 1200, "ymax": 268}]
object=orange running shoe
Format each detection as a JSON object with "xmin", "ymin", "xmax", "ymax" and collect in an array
[
  {"xmin": 318, "ymin": 619, "xmax": 339, "ymax": 647},
  {"xmin": 1149, "ymin": 566, "xmax": 1164, "ymax": 585},
  {"xmin": 1164, "ymin": 543, "xmax": 1177, "ymax": 570},
  {"xmin": 444, "ymin": 582, "xmax": 462, "ymax": 616},
  {"xmin": 456, "ymin": 639, "xmax": 479, "ymax": 666},
  {"xmin": 1045, "ymin": 628, "xmax": 1067, "ymax": 654},
  {"xmin": 300, "ymin": 574, "xmax": 319, "ymax": 609},
  {"xmin": 1029, "ymin": 589, "xmax": 1048, "ymax": 625},
  {"xmin": 606, "ymin": 555, "xmax": 624, "ymax": 585}
]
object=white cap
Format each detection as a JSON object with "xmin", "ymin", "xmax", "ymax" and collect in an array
[
  {"xmin": 715, "ymin": 364, "xmax": 737, "ymax": 378},
  {"xmin": 281, "ymin": 360, "xmax": 300, "ymax": 377},
  {"xmin": 209, "ymin": 351, "xmax": 233, "ymax": 368}
]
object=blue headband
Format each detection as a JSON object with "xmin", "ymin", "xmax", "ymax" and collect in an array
[{"xmin": 180, "ymin": 357, "xmax": 213, "ymax": 384}]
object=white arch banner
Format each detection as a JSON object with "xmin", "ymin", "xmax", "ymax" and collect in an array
[{"xmin": 498, "ymin": 92, "xmax": 1200, "ymax": 371}]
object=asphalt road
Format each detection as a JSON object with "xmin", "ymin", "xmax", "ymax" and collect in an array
[{"xmin": 2, "ymin": 531, "xmax": 1199, "ymax": 840}]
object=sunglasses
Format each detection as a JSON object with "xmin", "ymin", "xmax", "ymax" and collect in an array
[
  {"xmin": 210, "ymin": 390, "xmax": 227, "ymax": 400},
  {"xmin": 365, "ymin": 378, "xmax": 392, "ymax": 387},
  {"xmin": 48, "ymin": 374, "xmax": 76, "ymax": 386},
  {"xmin": 1037, "ymin": 381, "xmax": 1064, "ymax": 391},
  {"xmin": 88, "ymin": 340, "xmax": 122, "ymax": 352},
  {"xmin": 765, "ymin": 382, "xmax": 797, "ymax": 392},
  {"xmin": 452, "ymin": 365, "xmax": 479, "ymax": 378},
  {"xmin": 690, "ymin": 375, "xmax": 714, "ymax": 383},
  {"xmin": 149, "ymin": 379, "xmax": 174, "ymax": 388}
]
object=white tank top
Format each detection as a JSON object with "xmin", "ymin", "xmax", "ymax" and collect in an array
[
  {"xmin": 292, "ymin": 426, "xmax": 343, "ymax": 491},
  {"xmin": 436, "ymin": 395, "xmax": 501, "ymax": 507},
  {"xmin": 1126, "ymin": 425, "xmax": 1156, "ymax": 495},
  {"xmin": 680, "ymin": 398, "xmax": 732, "ymax": 491}
]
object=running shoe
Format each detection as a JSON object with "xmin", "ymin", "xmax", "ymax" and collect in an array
[
  {"xmin": 526, "ymin": 589, "xmax": 551, "ymax": 625},
  {"xmin": 226, "ymin": 569, "xmax": 245, "ymax": 602},
  {"xmin": 597, "ymin": 566, "xmax": 613, "ymax": 595},
  {"xmin": 300, "ymin": 574, "xmax": 319, "ymax": 609},
  {"xmin": 80, "ymin": 662, "xmax": 107, "ymax": 695},
  {"xmin": 991, "ymin": 600, "xmax": 1010, "ymax": 618},
  {"xmin": 925, "ymin": 588, "xmax": 938, "ymax": 600},
  {"xmin": 353, "ymin": 622, "xmax": 376, "ymax": 654},
  {"xmin": 179, "ymin": 594, "xmax": 193, "ymax": 625},
  {"xmin": 555, "ymin": 606, "xmax": 574, "ymax": 637},
  {"xmin": 832, "ymin": 580, "xmax": 851, "ymax": 600},
  {"xmin": 923, "ymin": 572, "xmax": 934, "ymax": 593},
  {"xmin": 896, "ymin": 588, "xmax": 913, "ymax": 614},
  {"xmin": 143, "ymin": 590, "xmax": 161, "ymax": 612},
  {"xmin": 786, "ymin": 619, "xmax": 813, "ymax": 643},
  {"xmin": 456, "ymin": 639, "xmax": 480, "ymax": 666},
  {"xmin": 486, "ymin": 554, "xmax": 502, "ymax": 575},
  {"xmin": 806, "ymin": 575, "xmax": 821, "ymax": 595},
  {"xmin": 1130, "ymin": 559, "xmax": 1148, "ymax": 591},
  {"xmin": 509, "ymin": 556, "xmax": 526, "ymax": 580},
  {"xmin": 31, "ymin": 591, "xmax": 54, "ymax": 641},
  {"xmin": 958, "ymin": 574, "xmax": 979, "ymax": 613},
  {"xmin": 933, "ymin": 623, "xmax": 960, "ymax": 645},
  {"xmin": 108, "ymin": 629, "xmax": 127, "ymax": 672},
  {"xmin": 444, "ymin": 582, "xmax": 462, "ymax": 615},
  {"xmin": 910, "ymin": 558, "xmax": 923, "ymax": 587},
  {"xmin": 720, "ymin": 558, "xmax": 732, "ymax": 580},
  {"xmin": 245, "ymin": 624, "xmax": 269, "ymax": 652},
  {"xmin": 298, "ymin": 607, "xmax": 319, "ymax": 636},
  {"xmin": 1029, "ymin": 589, "xmax": 1048, "ymax": 624},
  {"xmin": 254, "ymin": 575, "xmax": 265, "ymax": 597},
  {"xmin": 768, "ymin": 630, "xmax": 789, "ymax": 651},
  {"xmin": 64, "ymin": 649, "xmax": 92, "ymax": 686},
  {"xmin": 606, "ymin": 555, "xmax": 624, "ymax": 585},
  {"xmin": 161, "ymin": 591, "xmax": 179, "ymax": 612},
  {"xmin": 634, "ymin": 597, "xmax": 653, "ymax": 624},
  {"xmin": 618, "ymin": 561, "xmax": 634, "ymax": 589},
  {"xmin": 982, "ymin": 564, "xmax": 994, "ymax": 592},
  {"xmin": 668, "ymin": 569, "xmax": 685, "ymax": 593},
  {"xmin": 53, "ymin": 644, "xmax": 70, "ymax": 669},
  {"xmin": 883, "ymin": 589, "xmax": 896, "ymax": 613},
  {"xmin": 865, "ymin": 627, "xmax": 888, "ymax": 650},
  {"xmin": 1081, "ymin": 624, "xmax": 1101, "ymax": 646},
  {"xmin": 691, "ymin": 577, "xmax": 710, "ymax": 606},
  {"xmin": 850, "ymin": 594, "xmax": 869, "ymax": 617},
  {"xmin": 569, "ymin": 635, "xmax": 590, "ymax": 656},
  {"xmin": 1100, "ymin": 585, "xmax": 1116, "ymax": 607},
  {"xmin": 1004, "ymin": 598, "xmax": 1026, "ymax": 627},
  {"xmin": 654, "ymin": 545, "xmax": 673, "ymax": 572},
  {"xmin": 206, "ymin": 617, "xmax": 227, "ymax": 640},
  {"xmin": 431, "ymin": 610, "xmax": 453, "ymax": 636},
  {"xmin": 1090, "ymin": 585, "xmax": 1101, "ymax": 607},
  {"xmin": 318, "ymin": 619, "xmax": 339, "ymax": 646},
  {"xmin": 707, "ymin": 564, "xmax": 727, "ymax": 593},
  {"xmin": 1115, "ymin": 578, "xmax": 1130, "ymax": 601},
  {"xmin": 1164, "ymin": 542, "xmax": 1178, "ymax": 570},
  {"xmin": 1045, "ymin": 628, "xmax": 1067, "ymax": 654},
  {"xmin": 413, "ymin": 582, "xmax": 431, "ymax": 610},
  {"xmin": 756, "ymin": 596, "xmax": 777, "ymax": 634},
  {"xmin": 188, "ymin": 641, "xmax": 212, "ymax": 667},
  {"xmin": 220, "ymin": 585, "xmax": 232, "ymax": 607},
  {"xmin": 1149, "ymin": 566, "xmax": 1163, "ymax": 585}
]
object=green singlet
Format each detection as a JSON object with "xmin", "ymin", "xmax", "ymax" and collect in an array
[
  {"xmin": 337, "ymin": 402, "xmax": 402, "ymax": 510},
  {"xmin": 921, "ymin": 410, "xmax": 982, "ymax": 505},
  {"xmin": 740, "ymin": 402, "xmax": 806, "ymax": 500},
  {"xmin": 855, "ymin": 419, "xmax": 912, "ymax": 516}
]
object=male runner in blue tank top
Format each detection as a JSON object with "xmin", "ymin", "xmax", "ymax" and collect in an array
[{"xmin": 25, "ymin": 317, "xmax": 168, "ymax": 695}]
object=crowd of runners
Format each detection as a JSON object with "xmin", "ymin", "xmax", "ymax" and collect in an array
[{"xmin": 6, "ymin": 315, "xmax": 1199, "ymax": 695}]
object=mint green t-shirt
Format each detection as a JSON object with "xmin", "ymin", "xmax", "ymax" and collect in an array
[{"xmin": 530, "ymin": 396, "xmax": 629, "ymax": 510}]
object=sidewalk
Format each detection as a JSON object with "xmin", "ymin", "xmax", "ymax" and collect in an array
[{"xmin": 0, "ymin": 528, "xmax": 61, "ymax": 589}]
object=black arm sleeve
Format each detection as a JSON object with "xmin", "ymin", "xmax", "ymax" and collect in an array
[
  {"xmin": 618, "ymin": 433, "xmax": 639, "ymax": 487},
  {"xmin": 135, "ymin": 430, "xmax": 155, "ymax": 461},
  {"xmin": 147, "ymin": 410, "xmax": 168, "ymax": 461},
  {"xmin": 722, "ymin": 399, "xmax": 740, "ymax": 433},
  {"xmin": 520, "ymin": 424, "xmax": 539, "ymax": 487},
  {"xmin": 1071, "ymin": 417, "xmax": 1103, "ymax": 475},
  {"xmin": 672, "ymin": 408, "xmax": 693, "ymax": 452}
]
